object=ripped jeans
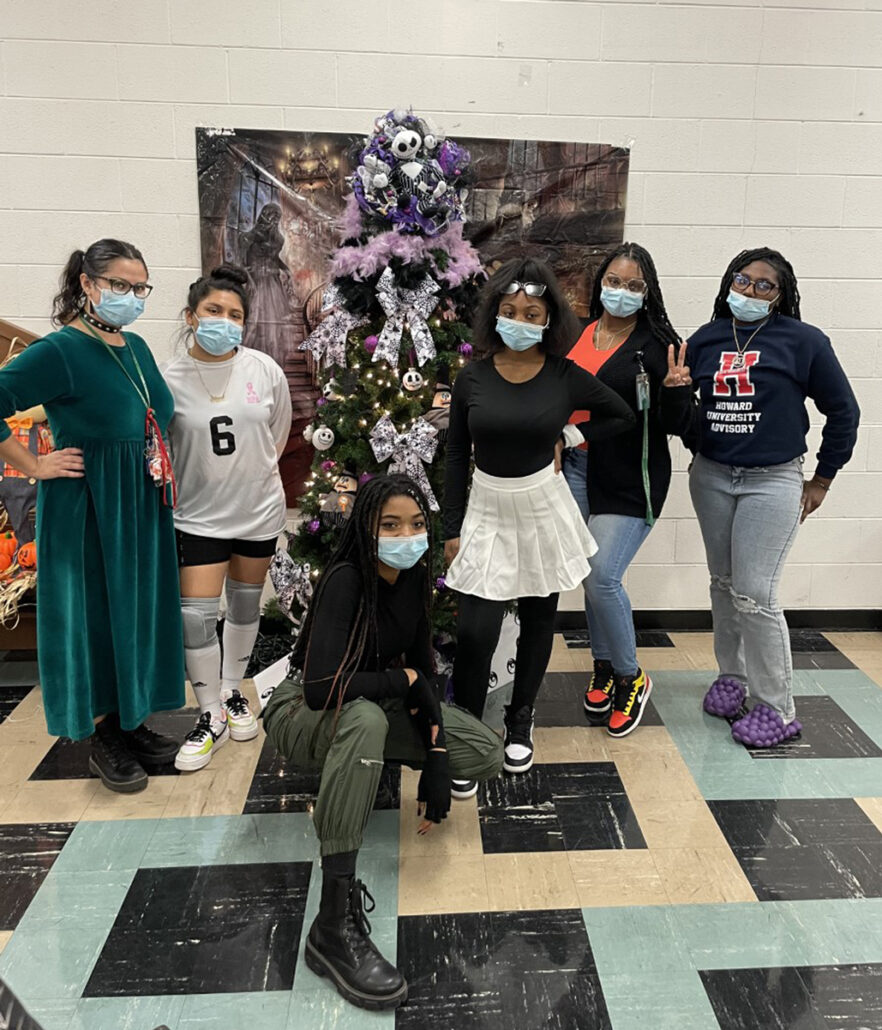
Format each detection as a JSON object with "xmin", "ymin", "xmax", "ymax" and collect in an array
[{"xmin": 689, "ymin": 454, "xmax": 804, "ymax": 721}]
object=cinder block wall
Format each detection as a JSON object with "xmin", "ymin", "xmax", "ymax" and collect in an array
[{"xmin": 1, "ymin": 0, "xmax": 880, "ymax": 610}]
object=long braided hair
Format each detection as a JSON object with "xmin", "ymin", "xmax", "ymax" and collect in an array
[
  {"xmin": 588, "ymin": 242, "xmax": 680, "ymax": 350},
  {"xmin": 711, "ymin": 247, "xmax": 801, "ymax": 321},
  {"xmin": 292, "ymin": 474, "xmax": 434, "ymax": 718}
]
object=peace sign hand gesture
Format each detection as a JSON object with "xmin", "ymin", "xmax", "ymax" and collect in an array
[{"xmin": 663, "ymin": 342, "xmax": 692, "ymax": 387}]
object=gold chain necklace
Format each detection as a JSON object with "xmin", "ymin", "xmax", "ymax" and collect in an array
[
  {"xmin": 594, "ymin": 316, "xmax": 637, "ymax": 351},
  {"xmin": 730, "ymin": 317, "xmax": 768, "ymax": 369},
  {"xmin": 190, "ymin": 351, "xmax": 235, "ymax": 403}
]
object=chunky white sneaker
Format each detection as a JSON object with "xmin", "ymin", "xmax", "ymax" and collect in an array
[
  {"xmin": 174, "ymin": 712, "xmax": 229, "ymax": 771},
  {"xmin": 451, "ymin": 779, "xmax": 478, "ymax": 800},
  {"xmin": 221, "ymin": 689, "xmax": 259, "ymax": 741},
  {"xmin": 503, "ymin": 704, "xmax": 535, "ymax": 774}
]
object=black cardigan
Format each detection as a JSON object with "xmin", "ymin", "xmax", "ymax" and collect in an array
[{"xmin": 571, "ymin": 319, "xmax": 693, "ymax": 519}]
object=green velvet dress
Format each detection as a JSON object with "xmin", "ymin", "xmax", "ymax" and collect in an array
[{"xmin": 0, "ymin": 325, "xmax": 185, "ymax": 740}]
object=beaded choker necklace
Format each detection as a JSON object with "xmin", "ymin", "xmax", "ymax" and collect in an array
[{"xmin": 80, "ymin": 308, "xmax": 121, "ymax": 334}]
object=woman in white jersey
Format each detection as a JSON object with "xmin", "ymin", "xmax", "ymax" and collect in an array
[{"xmin": 164, "ymin": 266, "xmax": 292, "ymax": 770}]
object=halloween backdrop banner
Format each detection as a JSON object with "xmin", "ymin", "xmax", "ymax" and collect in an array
[{"xmin": 195, "ymin": 124, "xmax": 629, "ymax": 500}]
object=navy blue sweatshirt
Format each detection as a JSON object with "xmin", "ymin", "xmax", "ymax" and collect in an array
[{"xmin": 686, "ymin": 313, "xmax": 860, "ymax": 479}]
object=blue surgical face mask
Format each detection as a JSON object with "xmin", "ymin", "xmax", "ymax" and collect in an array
[
  {"xmin": 195, "ymin": 317, "xmax": 243, "ymax": 356},
  {"xmin": 377, "ymin": 532, "xmax": 429, "ymax": 571},
  {"xmin": 600, "ymin": 286, "xmax": 644, "ymax": 319},
  {"xmin": 727, "ymin": 289, "xmax": 772, "ymax": 323},
  {"xmin": 495, "ymin": 315, "xmax": 546, "ymax": 352},
  {"xmin": 93, "ymin": 289, "xmax": 145, "ymax": 327}
]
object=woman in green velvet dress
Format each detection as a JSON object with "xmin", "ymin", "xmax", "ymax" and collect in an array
[{"xmin": 0, "ymin": 239, "xmax": 185, "ymax": 792}]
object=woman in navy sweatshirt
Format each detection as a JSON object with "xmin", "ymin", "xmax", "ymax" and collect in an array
[{"xmin": 670, "ymin": 247, "xmax": 860, "ymax": 748}]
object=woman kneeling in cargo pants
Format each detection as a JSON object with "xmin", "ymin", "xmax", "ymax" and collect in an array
[{"xmin": 263, "ymin": 473, "xmax": 502, "ymax": 1012}]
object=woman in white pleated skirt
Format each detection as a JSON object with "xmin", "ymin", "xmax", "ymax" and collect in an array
[{"xmin": 444, "ymin": 258, "xmax": 636, "ymax": 780}]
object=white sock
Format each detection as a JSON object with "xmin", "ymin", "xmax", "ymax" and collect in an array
[
  {"xmin": 186, "ymin": 641, "xmax": 224, "ymax": 722},
  {"xmin": 220, "ymin": 619, "xmax": 260, "ymax": 699}
]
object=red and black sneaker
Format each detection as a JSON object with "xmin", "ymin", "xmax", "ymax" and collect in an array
[
  {"xmin": 607, "ymin": 669, "xmax": 653, "ymax": 738},
  {"xmin": 583, "ymin": 659, "xmax": 615, "ymax": 720}
]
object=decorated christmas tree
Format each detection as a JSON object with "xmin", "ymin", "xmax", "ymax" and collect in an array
[{"xmin": 275, "ymin": 109, "xmax": 484, "ymax": 637}]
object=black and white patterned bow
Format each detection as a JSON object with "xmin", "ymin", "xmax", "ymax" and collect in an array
[
  {"xmin": 269, "ymin": 549, "xmax": 313, "ymax": 619},
  {"xmin": 369, "ymin": 414, "xmax": 439, "ymax": 510},
  {"xmin": 299, "ymin": 285, "xmax": 367, "ymax": 369},
  {"xmin": 374, "ymin": 267, "xmax": 440, "ymax": 367}
]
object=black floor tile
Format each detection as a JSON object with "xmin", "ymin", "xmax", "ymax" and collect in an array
[
  {"xmin": 708, "ymin": 799, "xmax": 882, "ymax": 849},
  {"xmin": 0, "ymin": 685, "xmax": 33, "ymax": 724},
  {"xmin": 535, "ymin": 673, "xmax": 663, "ymax": 728},
  {"xmin": 700, "ymin": 963, "xmax": 882, "ymax": 1029},
  {"xmin": 29, "ymin": 708, "xmax": 201, "ymax": 780},
  {"xmin": 731, "ymin": 841, "xmax": 882, "ymax": 901},
  {"xmin": 396, "ymin": 908, "xmax": 611, "ymax": 1030},
  {"xmin": 789, "ymin": 630, "xmax": 839, "ymax": 653},
  {"xmin": 561, "ymin": 630, "xmax": 673, "ymax": 649},
  {"xmin": 83, "ymin": 861, "xmax": 312, "ymax": 996},
  {"xmin": 0, "ymin": 822, "xmax": 75, "ymax": 930},
  {"xmin": 792, "ymin": 651, "xmax": 857, "ymax": 670},
  {"xmin": 243, "ymin": 736, "xmax": 400, "ymax": 814},
  {"xmin": 746, "ymin": 697, "xmax": 882, "ymax": 760},
  {"xmin": 478, "ymin": 762, "xmax": 643, "ymax": 854}
]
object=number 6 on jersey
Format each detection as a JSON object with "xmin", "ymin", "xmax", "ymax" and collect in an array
[{"xmin": 209, "ymin": 415, "xmax": 236, "ymax": 456}]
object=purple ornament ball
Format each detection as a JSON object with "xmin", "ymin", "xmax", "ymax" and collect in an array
[
  {"xmin": 307, "ymin": 519, "xmax": 321, "ymax": 533},
  {"xmin": 436, "ymin": 576, "xmax": 446, "ymax": 591},
  {"xmin": 321, "ymin": 460, "xmax": 336, "ymax": 472},
  {"xmin": 316, "ymin": 397, "xmax": 326, "ymax": 407},
  {"xmin": 365, "ymin": 335, "xmax": 378, "ymax": 354},
  {"xmin": 458, "ymin": 342, "xmax": 473, "ymax": 357},
  {"xmin": 359, "ymin": 472, "xmax": 374, "ymax": 485}
]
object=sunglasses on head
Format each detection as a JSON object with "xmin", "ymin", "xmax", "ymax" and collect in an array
[{"xmin": 501, "ymin": 281, "xmax": 547, "ymax": 297}]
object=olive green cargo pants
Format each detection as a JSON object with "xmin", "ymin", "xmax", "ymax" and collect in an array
[{"xmin": 263, "ymin": 677, "xmax": 503, "ymax": 856}]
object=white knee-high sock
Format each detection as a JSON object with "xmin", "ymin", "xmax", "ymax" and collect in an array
[
  {"xmin": 187, "ymin": 642, "xmax": 224, "ymax": 722},
  {"xmin": 220, "ymin": 619, "xmax": 261, "ymax": 698}
]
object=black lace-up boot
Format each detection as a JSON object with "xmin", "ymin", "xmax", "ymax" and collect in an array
[
  {"xmin": 88, "ymin": 716, "xmax": 148, "ymax": 793},
  {"xmin": 305, "ymin": 869, "xmax": 407, "ymax": 1010}
]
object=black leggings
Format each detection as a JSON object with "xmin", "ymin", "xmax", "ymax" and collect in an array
[{"xmin": 452, "ymin": 592, "xmax": 559, "ymax": 718}]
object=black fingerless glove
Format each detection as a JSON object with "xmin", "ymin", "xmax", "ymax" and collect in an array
[
  {"xmin": 417, "ymin": 749, "xmax": 451, "ymax": 824},
  {"xmin": 405, "ymin": 672, "xmax": 444, "ymax": 739}
]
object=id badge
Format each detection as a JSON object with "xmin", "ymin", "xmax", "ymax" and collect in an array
[{"xmin": 636, "ymin": 372, "xmax": 650, "ymax": 412}]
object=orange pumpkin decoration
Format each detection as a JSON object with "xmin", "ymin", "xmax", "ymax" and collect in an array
[
  {"xmin": 0, "ymin": 552, "xmax": 12, "ymax": 573},
  {"xmin": 16, "ymin": 541, "xmax": 36, "ymax": 570},
  {"xmin": 0, "ymin": 532, "xmax": 16, "ymax": 559}
]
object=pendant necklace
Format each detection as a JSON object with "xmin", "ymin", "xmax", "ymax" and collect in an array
[
  {"xmin": 595, "ymin": 316, "xmax": 637, "ymax": 351},
  {"xmin": 190, "ymin": 351, "xmax": 235, "ymax": 403},
  {"xmin": 731, "ymin": 317, "xmax": 768, "ymax": 369}
]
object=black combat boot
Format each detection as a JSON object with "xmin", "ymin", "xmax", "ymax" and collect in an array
[
  {"xmin": 88, "ymin": 716, "xmax": 148, "ymax": 793},
  {"xmin": 305, "ymin": 871, "xmax": 407, "ymax": 1010}
]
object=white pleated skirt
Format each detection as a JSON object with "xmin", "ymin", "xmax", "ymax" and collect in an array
[{"xmin": 446, "ymin": 462, "xmax": 598, "ymax": 601}]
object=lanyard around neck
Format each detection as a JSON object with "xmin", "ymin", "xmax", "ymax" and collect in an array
[{"xmin": 79, "ymin": 319, "xmax": 152, "ymax": 410}]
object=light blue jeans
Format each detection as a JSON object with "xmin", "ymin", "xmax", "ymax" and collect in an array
[
  {"xmin": 689, "ymin": 453, "xmax": 803, "ymax": 722},
  {"xmin": 562, "ymin": 448, "xmax": 651, "ymax": 677}
]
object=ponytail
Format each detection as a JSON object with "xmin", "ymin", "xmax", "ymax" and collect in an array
[{"xmin": 50, "ymin": 238, "xmax": 147, "ymax": 327}]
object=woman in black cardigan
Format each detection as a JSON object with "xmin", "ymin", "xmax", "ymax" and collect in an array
[{"xmin": 561, "ymin": 242, "xmax": 692, "ymax": 736}]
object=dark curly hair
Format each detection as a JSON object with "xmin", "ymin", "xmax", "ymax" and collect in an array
[
  {"xmin": 51, "ymin": 239, "xmax": 147, "ymax": 327},
  {"xmin": 471, "ymin": 257, "xmax": 581, "ymax": 358},
  {"xmin": 292, "ymin": 474, "xmax": 434, "ymax": 718},
  {"xmin": 711, "ymin": 247, "xmax": 801, "ymax": 321},
  {"xmin": 184, "ymin": 264, "xmax": 251, "ymax": 320},
  {"xmin": 588, "ymin": 242, "xmax": 680, "ymax": 350}
]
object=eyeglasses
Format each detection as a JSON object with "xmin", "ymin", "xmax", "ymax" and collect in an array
[
  {"xmin": 501, "ymin": 281, "xmax": 547, "ymax": 297},
  {"xmin": 92, "ymin": 275, "xmax": 154, "ymax": 299},
  {"xmin": 731, "ymin": 272, "xmax": 779, "ymax": 298},
  {"xmin": 602, "ymin": 274, "xmax": 646, "ymax": 294}
]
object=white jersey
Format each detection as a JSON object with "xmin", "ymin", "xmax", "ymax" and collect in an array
[{"xmin": 164, "ymin": 347, "xmax": 292, "ymax": 540}]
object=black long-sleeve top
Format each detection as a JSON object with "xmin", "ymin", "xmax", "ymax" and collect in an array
[
  {"xmin": 569, "ymin": 320, "xmax": 695, "ymax": 519},
  {"xmin": 301, "ymin": 562, "xmax": 433, "ymax": 710},
  {"xmin": 443, "ymin": 353, "xmax": 635, "ymax": 539}
]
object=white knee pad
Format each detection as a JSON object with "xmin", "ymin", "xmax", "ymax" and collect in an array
[
  {"xmin": 225, "ymin": 578, "xmax": 263, "ymax": 626},
  {"xmin": 181, "ymin": 596, "xmax": 221, "ymax": 650}
]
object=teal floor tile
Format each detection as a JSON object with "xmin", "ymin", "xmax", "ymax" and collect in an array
[
  {"xmin": 50, "ymin": 819, "xmax": 159, "ymax": 873},
  {"xmin": 0, "ymin": 925, "xmax": 108, "ymax": 1000},
  {"xmin": 672, "ymin": 902, "xmax": 814, "ymax": 969},
  {"xmin": 23, "ymin": 999, "xmax": 78, "ymax": 1030},
  {"xmin": 774, "ymin": 899, "xmax": 882, "ymax": 966},
  {"xmin": 177, "ymin": 991, "xmax": 290, "ymax": 1029},
  {"xmin": 599, "ymin": 969, "xmax": 720, "ymax": 1030},
  {"xmin": 69, "ymin": 996, "xmax": 185, "ymax": 1030},
  {"xmin": 287, "ymin": 988, "xmax": 395, "ymax": 1028},
  {"xmin": 15, "ymin": 869, "xmax": 134, "ymax": 930},
  {"xmin": 581, "ymin": 905, "xmax": 690, "ymax": 978},
  {"xmin": 142, "ymin": 814, "xmax": 319, "ymax": 868}
]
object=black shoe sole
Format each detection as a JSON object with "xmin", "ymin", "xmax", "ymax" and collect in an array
[
  {"xmin": 88, "ymin": 756, "xmax": 148, "ymax": 793},
  {"xmin": 304, "ymin": 938, "xmax": 408, "ymax": 1010}
]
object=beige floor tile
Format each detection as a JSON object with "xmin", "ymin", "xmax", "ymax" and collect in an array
[
  {"xmin": 567, "ymin": 651, "xmax": 594, "ymax": 673},
  {"xmin": 604, "ymin": 725, "xmax": 680, "ymax": 758},
  {"xmin": 824, "ymin": 631, "xmax": 882, "ymax": 654},
  {"xmin": 652, "ymin": 846, "xmax": 756, "ymax": 904},
  {"xmin": 856, "ymin": 797, "xmax": 882, "ymax": 831},
  {"xmin": 0, "ymin": 930, "xmax": 12, "ymax": 955},
  {"xmin": 80, "ymin": 775, "xmax": 176, "ymax": 821},
  {"xmin": 533, "ymin": 727, "xmax": 606, "ymax": 763},
  {"xmin": 398, "ymin": 768, "xmax": 484, "ymax": 857},
  {"xmin": 0, "ymin": 741, "xmax": 52, "ymax": 788},
  {"xmin": 0, "ymin": 687, "xmax": 55, "ymax": 747},
  {"xmin": 847, "ymin": 661, "xmax": 882, "ymax": 687},
  {"xmin": 398, "ymin": 855, "xmax": 489, "ymax": 915},
  {"xmin": 629, "ymin": 797, "xmax": 729, "ymax": 850},
  {"xmin": 163, "ymin": 736, "xmax": 263, "ymax": 818},
  {"xmin": 572, "ymin": 728, "xmax": 614, "ymax": 763},
  {"xmin": 569, "ymin": 849, "xmax": 668, "ymax": 908},
  {"xmin": 2, "ymin": 779, "xmax": 100, "ymax": 823},
  {"xmin": 485, "ymin": 851, "xmax": 580, "ymax": 912},
  {"xmin": 614, "ymin": 750, "xmax": 702, "ymax": 801},
  {"xmin": 638, "ymin": 648, "xmax": 699, "ymax": 672},
  {"xmin": 546, "ymin": 652, "xmax": 579, "ymax": 673}
]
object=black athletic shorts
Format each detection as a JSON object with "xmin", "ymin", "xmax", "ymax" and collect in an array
[{"xmin": 176, "ymin": 530, "xmax": 278, "ymax": 568}]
